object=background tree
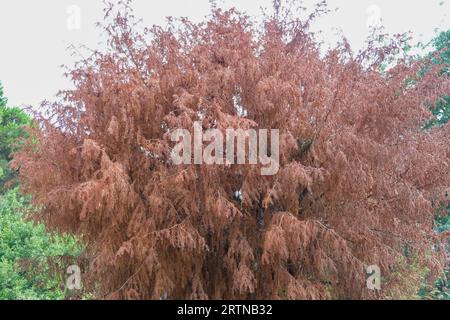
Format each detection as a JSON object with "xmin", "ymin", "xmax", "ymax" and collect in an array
[
  {"xmin": 14, "ymin": 1, "xmax": 450, "ymax": 299},
  {"xmin": 0, "ymin": 83, "xmax": 31, "ymax": 193},
  {"xmin": 421, "ymin": 29, "xmax": 450, "ymax": 299},
  {"xmin": 427, "ymin": 30, "xmax": 450, "ymax": 127}
]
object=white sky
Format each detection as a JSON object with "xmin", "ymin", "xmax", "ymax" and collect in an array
[{"xmin": 0, "ymin": 0, "xmax": 449, "ymax": 107}]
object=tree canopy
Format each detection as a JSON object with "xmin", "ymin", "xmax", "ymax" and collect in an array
[{"xmin": 13, "ymin": 2, "xmax": 450, "ymax": 299}]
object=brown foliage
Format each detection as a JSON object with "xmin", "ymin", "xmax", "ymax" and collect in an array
[{"xmin": 13, "ymin": 1, "xmax": 450, "ymax": 299}]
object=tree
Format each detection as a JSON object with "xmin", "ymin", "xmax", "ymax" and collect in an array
[
  {"xmin": 422, "ymin": 29, "xmax": 450, "ymax": 299},
  {"xmin": 14, "ymin": 2, "xmax": 450, "ymax": 299},
  {"xmin": 0, "ymin": 83, "xmax": 31, "ymax": 193},
  {"xmin": 426, "ymin": 30, "xmax": 450, "ymax": 127}
]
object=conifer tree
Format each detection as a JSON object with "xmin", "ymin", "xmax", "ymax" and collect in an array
[{"xmin": 14, "ymin": 1, "xmax": 450, "ymax": 299}]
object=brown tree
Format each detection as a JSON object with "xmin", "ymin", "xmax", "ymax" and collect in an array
[{"xmin": 14, "ymin": 1, "xmax": 450, "ymax": 299}]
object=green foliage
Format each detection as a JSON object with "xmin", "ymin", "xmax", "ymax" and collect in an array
[
  {"xmin": 427, "ymin": 95, "xmax": 450, "ymax": 127},
  {"xmin": 430, "ymin": 269, "xmax": 450, "ymax": 300},
  {"xmin": 433, "ymin": 30, "xmax": 450, "ymax": 73},
  {"xmin": 0, "ymin": 83, "xmax": 31, "ymax": 192},
  {"xmin": 426, "ymin": 30, "xmax": 450, "ymax": 127},
  {"xmin": 0, "ymin": 188, "xmax": 83, "ymax": 300},
  {"xmin": 418, "ymin": 30, "xmax": 450, "ymax": 299},
  {"xmin": 427, "ymin": 192, "xmax": 450, "ymax": 298},
  {"xmin": 430, "ymin": 31, "xmax": 450, "ymax": 293},
  {"xmin": 419, "ymin": 211, "xmax": 450, "ymax": 300}
]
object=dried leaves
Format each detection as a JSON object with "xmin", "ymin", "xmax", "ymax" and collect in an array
[{"xmin": 13, "ymin": 1, "xmax": 450, "ymax": 299}]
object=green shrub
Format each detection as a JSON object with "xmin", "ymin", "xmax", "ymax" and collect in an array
[{"xmin": 0, "ymin": 188, "xmax": 83, "ymax": 300}]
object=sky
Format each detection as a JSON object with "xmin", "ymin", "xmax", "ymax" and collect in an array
[{"xmin": 0, "ymin": 0, "xmax": 449, "ymax": 108}]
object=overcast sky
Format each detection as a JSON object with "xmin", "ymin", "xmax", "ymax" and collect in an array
[{"xmin": 1, "ymin": 0, "xmax": 449, "ymax": 107}]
